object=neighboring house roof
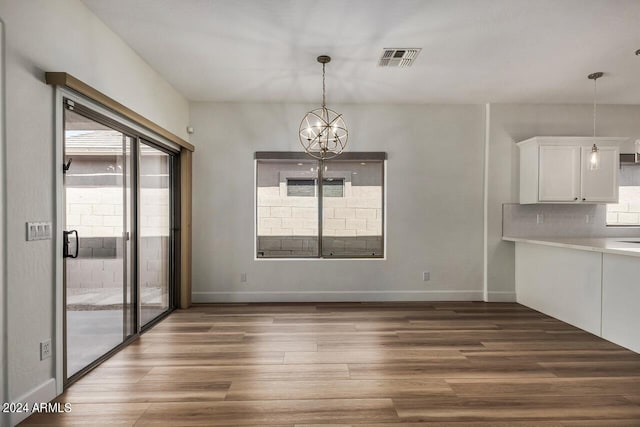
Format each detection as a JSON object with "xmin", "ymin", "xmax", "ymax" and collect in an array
[{"xmin": 65, "ymin": 130, "xmax": 165, "ymax": 156}]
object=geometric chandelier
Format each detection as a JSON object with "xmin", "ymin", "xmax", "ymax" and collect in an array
[{"xmin": 299, "ymin": 55, "xmax": 348, "ymax": 160}]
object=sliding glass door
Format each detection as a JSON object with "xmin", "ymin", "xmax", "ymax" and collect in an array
[
  {"xmin": 63, "ymin": 105, "xmax": 135, "ymax": 379},
  {"xmin": 139, "ymin": 141, "xmax": 174, "ymax": 326},
  {"xmin": 62, "ymin": 99, "xmax": 178, "ymax": 383}
]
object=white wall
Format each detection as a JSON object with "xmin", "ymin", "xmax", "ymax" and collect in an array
[
  {"xmin": 190, "ymin": 102, "xmax": 485, "ymax": 302},
  {"xmin": 486, "ymin": 104, "xmax": 640, "ymax": 301},
  {"xmin": 0, "ymin": 0, "xmax": 189, "ymax": 414},
  {"xmin": 0, "ymin": 17, "xmax": 7, "ymax": 427}
]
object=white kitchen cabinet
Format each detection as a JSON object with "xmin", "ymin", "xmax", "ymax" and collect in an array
[
  {"xmin": 580, "ymin": 146, "xmax": 618, "ymax": 203},
  {"xmin": 515, "ymin": 242, "xmax": 602, "ymax": 335},
  {"xmin": 518, "ymin": 137, "xmax": 624, "ymax": 204},
  {"xmin": 512, "ymin": 239, "xmax": 640, "ymax": 354},
  {"xmin": 602, "ymin": 253, "xmax": 640, "ymax": 353},
  {"xmin": 538, "ymin": 145, "xmax": 581, "ymax": 202}
]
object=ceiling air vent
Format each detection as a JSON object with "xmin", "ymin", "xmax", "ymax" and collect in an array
[{"xmin": 378, "ymin": 48, "xmax": 421, "ymax": 67}]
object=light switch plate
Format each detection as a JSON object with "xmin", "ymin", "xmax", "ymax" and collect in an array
[{"xmin": 26, "ymin": 222, "xmax": 52, "ymax": 241}]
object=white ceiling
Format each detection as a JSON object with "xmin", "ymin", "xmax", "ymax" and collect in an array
[{"xmin": 82, "ymin": 0, "xmax": 640, "ymax": 104}]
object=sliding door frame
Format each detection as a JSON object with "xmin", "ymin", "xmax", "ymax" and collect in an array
[{"xmin": 54, "ymin": 88, "xmax": 181, "ymax": 392}]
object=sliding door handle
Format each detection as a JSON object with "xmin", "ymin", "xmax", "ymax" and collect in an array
[{"xmin": 63, "ymin": 230, "xmax": 79, "ymax": 259}]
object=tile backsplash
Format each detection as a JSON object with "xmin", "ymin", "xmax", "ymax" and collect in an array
[{"xmin": 503, "ymin": 203, "xmax": 640, "ymax": 238}]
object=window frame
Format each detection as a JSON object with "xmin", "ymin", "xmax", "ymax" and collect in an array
[{"xmin": 255, "ymin": 152, "xmax": 387, "ymax": 260}]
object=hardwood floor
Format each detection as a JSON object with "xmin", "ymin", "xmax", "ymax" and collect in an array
[{"xmin": 21, "ymin": 302, "xmax": 640, "ymax": 426}]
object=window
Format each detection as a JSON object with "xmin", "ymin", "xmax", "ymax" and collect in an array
[
  {"xmin": 287, "ymin": 179, "xmax": 316, "ymax": 197},
  {"xmin": 322, "ymin": 178, "xmax": 344, "ymax": 197},
  {"xmin": 607, "ymin": 163, "xmax": 640, "ymax": 226},
  {"xmin": 286, "ymin": 178, "xmax": 344, "ymax": 197},
  {"xmin": 256, "ymin": 152, "xmax": 385, "ymax": 258}
]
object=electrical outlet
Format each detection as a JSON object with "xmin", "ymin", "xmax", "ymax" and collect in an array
[
  {"xmin": 240, "ymin": 272, "xmax": 247, "ymax": 283},
  {"xmin": 536, "ymin": 214, "xmax": 544, "ymax": 224},
  {"xmin": 40, "ymin": 339, "xmax": 52, "ymax": 360},
  {"xmin": 422, "ymin": 272, "xmax": 430, "ymax": 281},
  {"xmin": 585, "ymin": 214, "xmax": 594, "ymax": 224}
]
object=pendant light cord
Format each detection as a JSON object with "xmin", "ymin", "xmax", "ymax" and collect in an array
[
  {"xmin": 322, "ymin": 63, "xmax": 326, "ymax": 108},
  {"xmin": 593, "ymin": 77, "xmax": 597, "ymax": 139}
]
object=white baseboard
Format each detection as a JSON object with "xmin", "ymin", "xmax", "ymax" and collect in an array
[
  {"xmin": 192, "ymin": 290, "xmax": 484, "ymax": 303},
  {"xmin": 9, "ymin": 378, "xmax": 57, "ymax": 426},
  {"xmin": 485, "ymin": 291, "xmax": 517, "ymax": 302}
]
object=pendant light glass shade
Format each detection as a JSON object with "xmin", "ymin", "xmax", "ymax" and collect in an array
[
  {"xmin": 299, "ymin": 56, "xmax": 348, "ymax": 160},
  {"xmin": 588, "ymin": 72, "xmax": 603, "ymax": 171},
  {"xmin": 589, "ymin": 143, "xmax": 600, "ymax": 171}
]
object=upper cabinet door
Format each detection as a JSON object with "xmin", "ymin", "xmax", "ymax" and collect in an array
[
  {"xmin": 581, "ymin": 146, "xmax": 619, "ymax": 203},
  {"xmin": 538, "ymin": 145, "xmax": 581, "ymax": 202}
]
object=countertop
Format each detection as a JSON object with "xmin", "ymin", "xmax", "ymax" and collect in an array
[{"xmin": 502, "ymin": 236, "xmax": 640, "ymax": 258}]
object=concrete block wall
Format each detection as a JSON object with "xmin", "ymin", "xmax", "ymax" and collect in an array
[
  {"xmin": 66, "ymin": 247, "xmax": 124, "ymax": 290},
  {"xmin": 66, "ymin": 187, "xmax": 169, "ymax": 238},
  {"xmin": 77, "ymin": 237, "xmax": 118, "ymax": 258},
  {"xmin": 257, "ymin": 236, "xmax": 383, "ymax": 257},
  {"xmin": 66, "ymin": 236, "xmax": 168, "ymax": 292},
  {"xmin": 140, "ymin": 236, "xmax": 169, "ymax": 290},
  {"xmin": 606, "ymin": 186, "xmax": 640, "ymax": 225},
  {"xmin": 607, "ymin": 163, "xmax": 640, "ymax": 225},
  {"xmin": 66, "ymin": 187, "xmax": 124, "ymax": 238},
  {"xmin": 256, "ymin": 236, "xmax": 318, "ymax": 257},
  {"xmin": 257, "ymin": 181, "xmax": 383, "ymax": 256},
  {"xmin": 65, "ymin": 176, "xmax": 170, "ymax": 294},
  {"xmin": 140, "ymin": 188, "xmax": 170, "ymax": 237},
  {"xmin": 257, "ymin": 183, "xmax": 382, "ymax": 237}
]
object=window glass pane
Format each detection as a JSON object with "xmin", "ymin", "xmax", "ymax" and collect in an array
[
  {"xmin": 323, "ymin": 178, "xmax": 344, "ymax": 197},
  {"xmin": 322, "ymin": 160, "xmax": 384, "ymax": 257},
  {"xmin": 257, "ymin": 159, "xmax": 319, "ymax": 257},
  {"xmin": 64, "ymin": 108, "xmax": 128, "ymax": 377},
  {"xmin": 607, "ymin": 163, "xmax": 640, "ymax": 226},
  {"xmin": 139, "ymin": 142, "xmax": 172, "ymax": 326},
  {"xmin": 287, "ymin": 179, "xmax": 315, "ymax": 197}
]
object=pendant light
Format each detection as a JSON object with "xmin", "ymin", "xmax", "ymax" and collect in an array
[
  {"xmin": 299, "ymin": 55, "xmax": 348, "ymax": 160},
  {"xmin": 588, "ymin": 72, "xmax": 603, "ymax": 171}
]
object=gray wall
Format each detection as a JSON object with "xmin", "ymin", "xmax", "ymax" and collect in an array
[
  {"xmin": 0, "ymin": 0, "xmax": 189, "ymax": 409},
  {"xmin": 486, "ymin": 104, "xmax": 640, "ymax": 300},
  {"xmin": 190, "ymin": 102, "xmax": 486, "ymax": 302}
]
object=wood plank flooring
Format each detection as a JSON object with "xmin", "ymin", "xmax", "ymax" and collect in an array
[{"xmin": 21, "ymin": 302, "xmax": 640, "ymax": 426}]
